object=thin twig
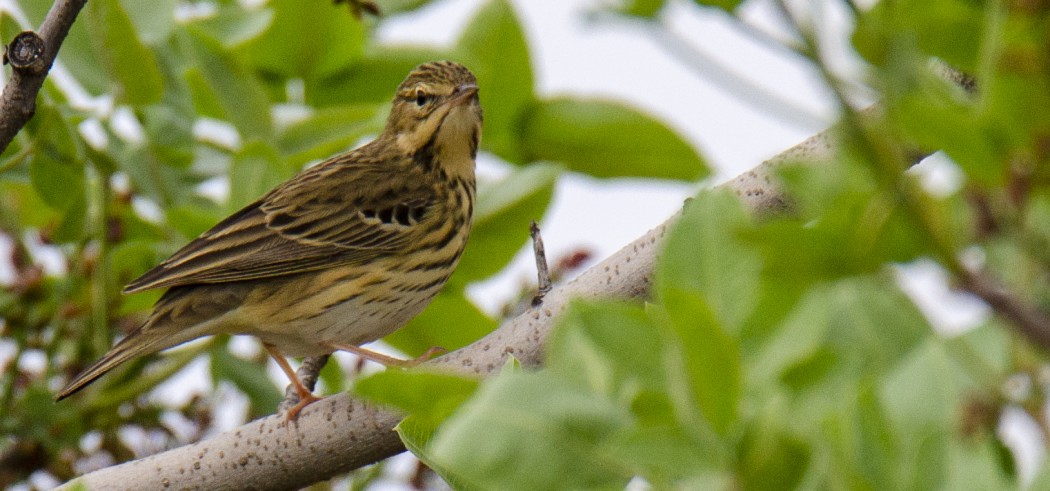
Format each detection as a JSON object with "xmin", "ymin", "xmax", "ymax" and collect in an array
[
  {"xmin": 960, "ymin": 270, "xmax": 1050, "ymax": 350},
  {"xmin": 530, "ymin": 221, "xmax": 552, "ymax": 306},
  {"xmin": 645, "ymin": 25, "xmax": 829, "ymax": 130},
  {"xmin": 0, "ymin": 0, "xmax": 88, "ymax": 153}
]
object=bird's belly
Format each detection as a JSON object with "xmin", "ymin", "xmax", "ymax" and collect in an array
[{"xmin": 240, "ymin": 266, "xmax": 452, "ymax": 358}]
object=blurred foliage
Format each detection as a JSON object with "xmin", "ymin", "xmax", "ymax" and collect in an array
[
  {"xmin": 354, "ymin": 0, "xmax": 1050, "ymax": 490},
  {"xmin": 0, "ymin": 0, "xmax": 706, "ymax": 487}
]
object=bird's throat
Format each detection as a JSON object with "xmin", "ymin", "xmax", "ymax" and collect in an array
[{"xmin": 430, "ymin": 109, "xmax": 479, "ymax": 180}]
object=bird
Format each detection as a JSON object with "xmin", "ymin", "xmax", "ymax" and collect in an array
[{"xmin": 57, "ymin": 61, "xmax": 483, "ymax": 419}]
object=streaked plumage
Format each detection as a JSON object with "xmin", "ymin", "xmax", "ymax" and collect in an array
[{"xmin": 57, "ymin": 61, "xmax": 482, "ymax": 417}]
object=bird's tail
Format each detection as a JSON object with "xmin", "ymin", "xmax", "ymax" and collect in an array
[{"xmin": 55, "ymin": 327, "xmax": 169, "ymax": 401}]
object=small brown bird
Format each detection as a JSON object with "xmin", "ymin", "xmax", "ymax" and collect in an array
[{"xmin": 57, "ymin": 61, "xmax": 482, "ymax": 418}]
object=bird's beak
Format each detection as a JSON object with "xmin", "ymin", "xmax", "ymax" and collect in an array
[{"xmin": 448, "ymin": 84, "xmax": 479, "ymax": 107}]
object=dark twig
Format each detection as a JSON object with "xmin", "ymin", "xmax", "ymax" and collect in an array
[
  {"xmin": 0, "ymin": 0, "xmax": 88, "ymax": 154},
  {"xmin": 960, "ymin": 270, "xmax": 1050, "ymax": 351},
  {"xmin": 530, "ymin": 221, "xmax": 552, "ymax": 306},
  {"xmin": 278, "ymin": 355, "xmax": 330, "ymax": 412}
]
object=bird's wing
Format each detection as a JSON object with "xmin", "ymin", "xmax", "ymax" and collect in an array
[{"xmin": 124, "ymin": 155, "xmax": 434, "ymax": 293}]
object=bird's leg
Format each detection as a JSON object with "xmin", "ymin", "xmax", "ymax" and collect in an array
[
  {"xmin": 279, "ymin": 354, "xmax": 329, "ymax": 413},
  {"xmin": 328, "ymin": 343, "xmax": 446, "ymax": 368},
  {"xmin": 264, "ymin": 343, "xmax": 322, "ymax": 421}
]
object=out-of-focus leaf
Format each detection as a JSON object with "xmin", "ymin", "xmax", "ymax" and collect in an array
[
  {"xmin": 52, "ymin": 195, "xmax": 87, "ymax": 243},
  {"xmin": 188, "ymin": 6, "xmax": 274, "ymax": 48},
  {"xmin": 165, "ymin": 200, "xmax": 224, "ymax": 239},
  {"xmin": 115, "ymin": 144, "xmax": 198, "ymax": 207},
  {"xmin": 373, "ymin": 0, "xmax": 438, "ymax": 15},
  {"xmin": 661, "ymin": 289, "xmax": 740, "ymax": 436},
  {"xmin": 429, "ymin": 371, "xmax": 634, "ymax": 490},
  {"xmin": 306, "ymin": 48, "xmax": 448, "ymax": 107},
  {"xmin": 454, "ymin": 0, "xmax": 535, "ymax": 161},
  {"xmin": 0, "ymin": 182, "xmax": 60, "ymax": 230},
  {"xmin": 615, "ymin": 0, "xmax": 667, "ymax": 18},
  {"xmin": 354, "ymin": 370, "xmax": 479, "ymax": 424},
  {"xmin": 210, "ymin": 344, "xmax": 281, "ymax": 417},
  {"xmin": 87, "ymin": 0, "xmax": 164, "ymax": 105},
  {"xmin": 109, "ymin": 239, "xmax": 165, "ymax": 293},
  {"xmin": 318, "ymin": 356, "xmax": 346, "ymax": 393},
  {"xmin": 737, "ymin": 424, "xmax": 811, "ymax": 491},
  {"xmin": 658, "ymin": 190, "xmax": 759, "ymax": 331},
  {"xmin": 276, "ymin": 105, "xmax": 384, "ymax": 163},
  {"xmin": 384, "ymin": 291, "xmax": 497, "ymax": 358},
  {"xmin": 242, "ymin": 0, "xmax": 365, "ymax": 81},
  {"xmin": 227, "ymin": 140, "xmax": 289, "ymax": 211},
  {"xmin": 140, "ymin": 105, "xmax": 195, "ymax": 169},
  {"xmin": 119, "ymin": 0, "xmax": 176, "ymax": 44},
  {"xmin": 547, "ymin": 302, "xmax": 667, "ymax": 398},
  {"xmin": 396, "ymin": 416, "xmax": 484, "ymax": 491},
  {"xmin": 520, "ymin": 98, "xmax": 708, "ymax": 180},
  {"xmin": 182, "ymin": 30, "xmax": 273, "ymax": 139},
  {"xmin": 27, "ymin": 105, "xmax": 84, "ymax": 211},
  {"xmin": 853, "ymin": 0, "xmax": 982, "ymax": 72},
  {"xmin": 452, "ymin": 163, "xmax": 561, "ymax": 284},
  {"xmin": 749, "ymin": 160, "xmax": 937, "ymax": 286},
  {"xmin": 693, "ymin": 0, "xmax": 743, "ymax": 13},
  {"xmin": 878, "ymin": 340, "xmax": 955, "ymax": 489}
]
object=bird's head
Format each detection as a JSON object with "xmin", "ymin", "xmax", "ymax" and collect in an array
[{"xmin": 385, "ymin": 61, "xmax": 483, "ymax": 171}]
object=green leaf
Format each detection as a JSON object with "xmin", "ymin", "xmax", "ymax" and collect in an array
[
  {"xmin": 520, "ymin": 98, "xmax": 708, "ymax": 180},
  {"xmin": 115, "ymin": 143, "xmax": 199, "ymax": 207},
  {"xmin": 384, "ymin": 290, "xmax": 497, "ymax": 358},
  {"xmin": 227, "ymin": 140, "xmax": 290, "ymax": 211},
  {"xmin": 452, "ymin": 163, "xmax": 561, "ymax": 284},
  {"xmin": 454, "ymin": 0, "xmax": 536, "ymax": 161},
  {"xmin": 396, "ymin": 416, "xmax": 486, "ymax": 491},
  {"xmin": 306, "ymin": 48, "xmax": 449, "ymax": 107},
  {"xmin": 852, "ymin": 0, "xmax": 982, "ymax": 72},
  {"xmin": 693, "ymin": 0, "xmax": 743, "ymax": 13},
  {"xmin": 354, "ymin": 370, "xmax": 479, "ymax": 425},
  {"xmin": 139, "ymin": 105, "xmax": 195, "ymax": 169},
  {"xmin": 661, "ymin": 289, "xmax": 741, "ymax": 436},
  {"xmin": 878, "ymin": 340, "xmax": 955, "ymax": 489},
  {"xmin": 27, "ymin": 105, "xmax": 84, "ymax": 210},
  {"xmin": 615, "ymin": 0, "xmax": 668, "ymax": 18},
  {"xmin": 944, "ymin": 439, "xmax": 1013, "ymax": 490},
  {"xmin": 658, "ymin": 190, "xmax": 760, "ymax": 331},
  {"xmin": 182, "ymin": 30, "xmax": 273, "ymax": 139},
  {"xmin": 165, "ymin": 201, "xmax": 224, "ymax": 239},
  {"xmin": 373, "ymin": 0, "xmax": 439, "ymax": 15},
  {"xmin": 209, "ymin": 344, "xmax": 281, "ymax": 417},
  {"xmin": 429, "ymin": 371, "xmax": 634, "ymax": 491},
  {"xmin": 276, "ymin": 104, "xmax": 384, "ymax": 163},
  {"xmin": 547, "ymin": 302, "xmax": 668, "ymax": 399},
  {"xmin": 242, "ymin": 0, "xmax": 365, "ymax": 81},
  {"xmin": 548, "ymin": 301, "xmax": 715, "ymax": 480},
  {"xmin": 87, "ymin": 0, "xmax": 165, "ymax": 105},
  {"xmin": 118, "ymin": 0, "xmax": 176, "ymax": 44},
  {"xmin": 737, "ymin": 425, "xmax": 811, "ymax": 491},
  {"xmin": 754, "ymin": 277, "xmax": 930, "ymax": 396},
  {"xmin": 188, "ymin": 5, "xmax": 274, "ymax": 48}
]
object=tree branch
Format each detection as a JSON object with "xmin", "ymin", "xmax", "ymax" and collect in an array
[
  {"xmin": 0, "ymin": 0, "xmax": 87, "ymax": 153},
  {"xmin": 56, "ymin": 112, "xmax": 840, "ymax": 491}
]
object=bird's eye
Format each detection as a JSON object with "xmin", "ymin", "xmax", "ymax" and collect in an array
[{"xmin": 415, "ymin": 90, "xmax": 428, "ymax": 107}]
